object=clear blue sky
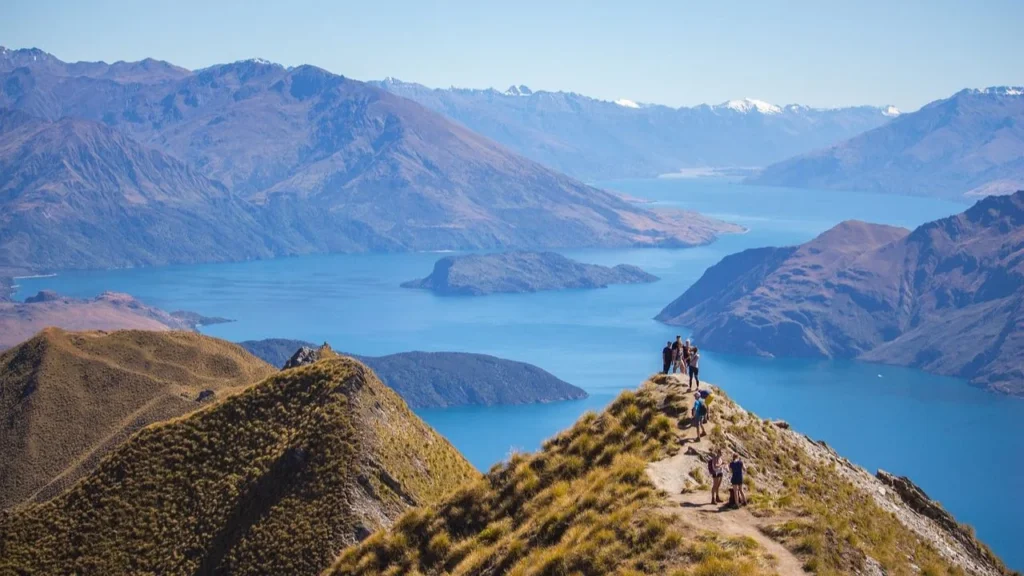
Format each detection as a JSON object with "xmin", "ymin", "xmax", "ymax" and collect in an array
[{"xmin": 3, "ymin": 0, "xmax": 1022, "ymax": 111}]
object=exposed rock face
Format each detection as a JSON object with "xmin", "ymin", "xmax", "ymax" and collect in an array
[
  {"xmin": 402, "ymin": 251, "xmax": 659, "ymax": 296},
  {"xmin": 657, "ymin": 191, "xmax": 1024, "ymax": 395},
  {"xmin": 283, "ymin": 344, "xmax": 331, "ymax": 369},
  {"xmin": 0, "ymin": 291, "xmax": 231, "ymax": 351},
  {"xmin": 242, "ymin": 339, "xmax": 588, "ymax": 409},
  {"xmin": 876, "ymin": 470, "xmax": 1000, "ymax": 568},
  {"xmin": 0, "ymin": 49, "xmax": 742, "ymax": 273},
  {"xmin": 749, "ymin": 86, "xmax": 1024, "ymax": 200}
]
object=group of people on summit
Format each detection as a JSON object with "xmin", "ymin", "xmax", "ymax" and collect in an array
[
  {"xmin": 661, "ymin": 336, "xmax": 700, "ymax": 388},
  {"xmin": 659, "ymin": 336, "xmax": 747, "ymax": 508}
]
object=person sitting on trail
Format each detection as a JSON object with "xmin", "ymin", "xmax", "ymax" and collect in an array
[
  {"xmin": 708, "ymin": 449, "xmax": 725, "ymax": 504},
  {"xmin": 692, "ymin": 392, "xmax": 706, "ymax": 440},
  {"xmin": 661, "ymin": 341, "xmax": 673, "ymax": 374},
  {"xmin": 729, "ymin": 454, "xmax": 746, "ymax": 507},
  {"xmin": 672, "ymin": 336, "xmax": 684, "ymax": 374},
  {"xmin": 689, "ymin": 347, "xmax": 701, "ymax": 389}
]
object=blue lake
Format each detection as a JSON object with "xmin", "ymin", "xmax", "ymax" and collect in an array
[{"xmin": 17, "ymin": 180, "xmax": 1023, "ymax": 569}]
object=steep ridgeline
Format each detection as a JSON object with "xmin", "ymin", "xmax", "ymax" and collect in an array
[
  {"xmin": 330, "ymin": 377, "xmax": 1010, "ymax": 576},
  {"xmin": 373, "ymin": 78, "xmax": 899, "ymax": 180},
  {"xmin": 0, "ymin": 353, "xmax": 477, "ymax": 575},
  {"xmin": 401, "ymin": 251, "xmax": 659, "ymax": 296},
  {"xmin": 0, "ymin": 290, "xmax": 230, "ymax": 350},
  {"xmin": 749, "ymin": 87, "xmax": 1024, "ymax": 200},
  {"xmin": 0, "ymin": 48, "xmax": 740, "ymax": 272},
  {"xmin": 657, "ymin": 191, "xmax": 1024, "ymax": 395},
  {"xmin": 239, "ymin": 339, "xmax": 588, "ymax": 408},
  {"xmin": 0, "ymin": 329, "xmax": 275, "ymax": 510}
]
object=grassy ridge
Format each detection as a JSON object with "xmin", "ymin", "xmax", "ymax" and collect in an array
[
  {"xmin": 0, "ymin": 356, "xmax": 477, "ymax": 575},
  {"xmin": 328, "ymin": 385, "xmax": 779, "ymax": 575},
  {"xmin": 0, "ymin": 328, "xmax": 276, "ymax": 509}
]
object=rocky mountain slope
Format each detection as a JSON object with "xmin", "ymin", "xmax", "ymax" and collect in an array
[
  {"xmin": 373, "ymin": 78, "xmax": 899, "ymax": 180},
  {"xmin": 0, "ymin": 329, "xmax": 275, "ymax": 510},
  {"xmin": 657, "ymin": 191, "xmax": 1024, "ymax": 395},
  {"xmin": 0, "ymin": 48, "xmax": 740, "ymax": 272},
  {"xmin": 749, "ymin": 87, "xmax": 1024, "ymax": 200},
  {"xmin": 239, "ymin": 339, "xmax": 588, "ymax": 408},
  {"xmin": 0, "ymin": 351, "xmax": 476, "ymax": 575},
  {"xmin": 401, "ymin": 251, "xmax": 660, "ymax": 296},
  {"xmin": 0, "ymin": 109, "xmax": 289, "ymax": 271},
  {"xmin": 331, "ymin": 376, "xmax": 1010, "ymax": 576},
  {"xmin": 0, "ymin": 290, "xmax": 229, "ymax": 350}
]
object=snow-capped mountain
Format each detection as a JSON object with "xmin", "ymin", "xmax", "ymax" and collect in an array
[
  {"xmin": 370, "ymin": 78, "xmax": 901, "ymax": 180},
  {"xmin": 750, "ymin": 86, "xmax": 1024, "ymax": 200}
]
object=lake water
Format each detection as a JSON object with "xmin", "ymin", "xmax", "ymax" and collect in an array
[{"xmin": 16, "ymin": 180, "xmax": 1023, "ymax": 569}]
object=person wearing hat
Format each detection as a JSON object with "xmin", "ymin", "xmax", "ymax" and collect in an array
[{"xmin": 692, "ymin": 391, "xmax": 706, "ymax": 440}]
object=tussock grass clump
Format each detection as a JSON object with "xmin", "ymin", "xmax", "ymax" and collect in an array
[{"xmin": 0, "ymin": 357, "xmax": 476, "ymax": 576}]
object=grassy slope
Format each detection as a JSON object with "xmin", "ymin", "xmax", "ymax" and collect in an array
[
  {"xmin": 329, "ymin": 377, "xmax": 1011, "ymax": 576},
  {"xmin": 0, "ymin": 328, "xmax": 276, "ymax": 510},
  {"xmin": 0, "ymin": 355, "xmax": 477, "ymax": 576}
]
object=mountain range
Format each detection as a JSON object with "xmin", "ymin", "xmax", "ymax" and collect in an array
[
  {"xmin": 372, "ymin": 77, "xmax": 900, "ymax": 180},
  {"xmin": 656, "ymin": 191, "xmax": 1024, "ymax": 395},
  {"xmin": 0, "ymin": 47, "xmax": 740, "ymax": 273},
  {"xmin": 749, "ymin": 87, "xmax": 1024, "ymax": 200}
]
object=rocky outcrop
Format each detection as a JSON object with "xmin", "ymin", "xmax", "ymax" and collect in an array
[
  {"xmin": 283, "ymin": 344, "xmax": 332, "ymax": 369},
  {"xmin": 657, "ymin": 192, "xmax": 1024, "ymax": 395},
  {"xmin": 876, "ymin": 469, "xmax": 1003, "ymax": 569},
  {"xmin": 0, "ymin": 291, "xmax": 231, "ymax": 351},
  {"xmin": 402, "ymin": 251, "xmax": 659, "ymax": 296}
]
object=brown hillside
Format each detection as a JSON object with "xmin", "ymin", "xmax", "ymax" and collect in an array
[
  {"xmin": 0, "ymin": 328, "xmax": 275, "ymax": 510},
  {"xmin": 0, "ymin": 354, "xmax": 477, "ymax": 576}
]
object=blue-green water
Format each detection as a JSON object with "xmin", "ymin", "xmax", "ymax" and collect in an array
[{"xmin": 16, "ymin": 180, "xmax": 1022, "ymax": 569}]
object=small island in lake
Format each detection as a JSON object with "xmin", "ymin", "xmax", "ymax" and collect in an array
[{"xmin": 401, "ymin": 251, "xmax": 659, "ymax": 296}]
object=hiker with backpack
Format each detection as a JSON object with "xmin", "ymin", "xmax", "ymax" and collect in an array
[
  {"xmin": 708, "ymin": 449, "xmax": 725, "ymax": 504},
  {"xmin": 729, "ymin": 454, "xmax": 747, "ymax": 507},
  {"xmin": 692, "ymin": 391, "xmax": 706, "ymax": 440},
  {"xmin": 671, "ymin": 336, "xmax": 684, "ymax": 374},
  {"xmin": 699, "ymin": 388, "xmax": 711, "ymax": 424}
]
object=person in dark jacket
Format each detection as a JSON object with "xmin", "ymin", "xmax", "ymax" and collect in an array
[{"xmin": 661, "ymin": 342, "xmax": 673, "ymax": 374}]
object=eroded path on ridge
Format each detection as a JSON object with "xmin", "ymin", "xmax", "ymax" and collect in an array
[{"xmin": 645, "ymin": 377, "xmax": 808, "ymax": 576}]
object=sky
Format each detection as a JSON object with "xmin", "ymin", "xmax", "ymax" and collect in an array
[{"xmin": 2, "ymin": 0, "xmax": 1022, "ymax": 111}]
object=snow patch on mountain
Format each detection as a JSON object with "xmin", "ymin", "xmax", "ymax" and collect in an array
[
  {"xmin": 882, "ymin": 105, "xmax": 901, "ymax": 117},
  {"xmin": 505, "ymin": 85, "xmax": 533, "ymax": 97},
  {"xmin": 978, "ymin": 86, "xmax": 1024, "ymax": 96},
  {"xmin": 718, "ymin": 98, "xmax": 782, "ymax": 115},
  {"xmin": 614, "ymin": 99, "xmax": 641, "ymax": 109}
]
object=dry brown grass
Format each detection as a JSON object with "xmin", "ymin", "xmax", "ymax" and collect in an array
[
  {"xmin": 0, "ymin": 355, "xmax": 477, "ymax": 576},
  {"xmin": 328, "ymin": 385, "xmax": 778, "ymax": 576},
  {"xmin": 0, "ymin": 328, "xmax": 276, "ymax": 510}
]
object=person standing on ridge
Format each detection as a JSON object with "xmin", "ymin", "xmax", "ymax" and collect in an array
[
  {"xmin": 661, "ymin": 341, "xmax": 673, "ymax": 375},
  {"xmin": 708, "ymin": 449, "xmax": 725, "ymax": 504},
  {"xmin": 729, "ymin": 454, "xmax": 746, "ymax": 507},
  {"xmin": 690, "ymin": 347, "xmax": 701, "ymax": 389},
  {"xmin": 672, "ymin": 336, "xmax": 684, "ymax": 374},
  {"xmin": 682, "ymin": 339, "xmax": 693, "ymax": 387},
  {"xmin": 692, "ymin": 391, "xmax": 706, "ymax": 440}
]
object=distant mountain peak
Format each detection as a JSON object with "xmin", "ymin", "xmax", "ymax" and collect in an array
[
  {"xmin": 717, "ymin": 98, "xmax": 783, "ymax": 115},
  {"xmin": 614, "ymin": 98, "xmax": 641, "ymax": 109},
  {"xmin": 977, "ymin": 86, "xmax": 1024, "ymax": 97},
  {"xmin": 505, "ymin": 84, "xmax": 533, "ymax": 96}
]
